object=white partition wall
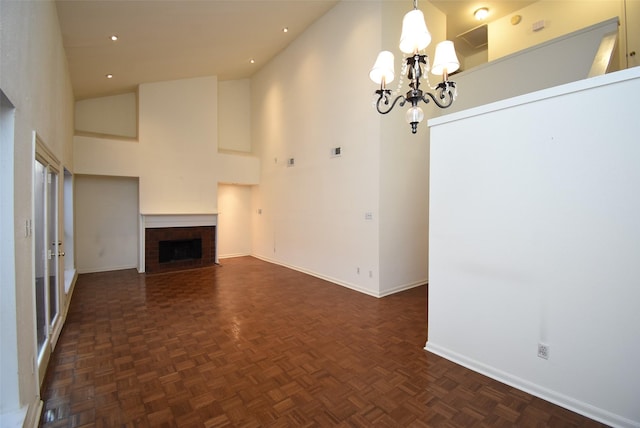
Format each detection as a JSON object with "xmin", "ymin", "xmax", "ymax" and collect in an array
[{"xmin": 426, "ymin": 68, "xmax": 640, "ymax": 427}]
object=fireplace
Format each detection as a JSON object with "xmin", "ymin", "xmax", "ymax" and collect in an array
[
  {"xmin": 159, "ymin": 238, "xmax": 202, "ymax": 263},
  {"xmin": 143, "ymin": 216, "xmax": 217, "ymax": 273}
]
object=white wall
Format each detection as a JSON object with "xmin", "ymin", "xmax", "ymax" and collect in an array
[
  {"xmin": 74, "ymin": 77, "xmax": 260, "ymax": 211},
  {"xmin": 377, "ymin": 0, "xmax": 446, "ymax": 295},
  {"xmin": 445, "ymin": 18, "xmax": 619, "ymax": 114},
  {"xmin": 626, "ymin": 0, "xmax": 640, "ymax": 68},
  {"xmin": 0, "ymin": 0, "xmax": 75, "ymax": 425},
  {"xmin": 74, "ymin": 135, "xmax": 141, "ymax": 176},
  {"xmin": 427, "ymin": 68, "xmax": 640, "ymax": 427},
  {"xmin": 0, "ymin": 91, "xmax": 19, "ymax": 422},
  {"xmin": 75, "ymin": 92, "xmax": 137, "ymax": 138},
  {"xmin": 138, "ymin": 77, "xmax": 219, "ymax": 213},
  {"xmin": 250, "ymin": 0, "xmax": 441, "ymax": 296},
  {"xmin": 72, "ymin": 1, "xmax": 444, "ymax": 295},
  {"xmin": 217, "ymin": 184, "xmax": 252, "ymax": 258},
  {"xmin": 461, "ymin": 49, "xmax": 488, "ymax": 71},
  {"xmin": 218, "ymin": 79, "xmax": 251, "ymax": 153},
  {"xmin": 75, "ymin": 175, "xmax": 139, "ymax": 273},
  {"xmin": 73, "ymin": 76, "xmax": 261, "ymax": 271},
  {"xmin": 489, "ymin": 1, "xmax": 624, "ymax": 67},
  {"xmin": 251, "ymin": 1, "xmax": 382, "ymax": 295}
]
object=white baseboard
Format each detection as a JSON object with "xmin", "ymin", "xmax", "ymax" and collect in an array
[
  {"xmin": 250, "ymin": 254, "xmax": 424, "ymax": 298},
  {"xmin": 252, "ymin": 254, "xmax": 381, "ymax": 297},
  {"xmin": 77, "ymin": 264, "xmax": 138, "ymax": 274},
  {"xmin": 378, "ymin": 279, "xmax": 427, "ymax": 297},
  {"xmin": 24, "ymin": 400, "xmax": 43, "ymax": 428},
  {"xmin": 424, "ymin": 342, "xmax": 639, "ymax": 428},
  {"xmin": 218, "ymin": 253, "xmax": 251, "ymax": 260},
  {"xmin": 63, "ymin": 268, "xmax": 76, "ymax": 293}
]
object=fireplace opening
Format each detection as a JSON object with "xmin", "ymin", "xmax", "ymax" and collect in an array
[
  {"xmin": 145, "ymin": 225, "xmax": 215, "ymax": 273},
  {"xmin": 159, "ymin": 238, "xmax": 202, "ymax": 263}
]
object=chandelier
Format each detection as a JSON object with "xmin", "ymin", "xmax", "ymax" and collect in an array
[{"xmin": 369, "ymin": 0, "xmax": 460, "ymax": 134}]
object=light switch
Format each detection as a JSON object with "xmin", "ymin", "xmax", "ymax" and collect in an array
[{"xmin": 532, "ymin": 20, "xmax": 545, "ymax": 32}]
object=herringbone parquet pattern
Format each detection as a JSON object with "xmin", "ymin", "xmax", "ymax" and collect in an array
[{"xmin": 40, "ymin": 257, "xmax": 606, "ymax": 427}]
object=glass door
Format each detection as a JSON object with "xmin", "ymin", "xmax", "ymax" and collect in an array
[
  {"xmin": 34, "ymin": 159, "xmax": 47, "ymax": 355},
  {"xmin": 63, "ymin": 168, "xmax": 75, "ymax": 294},
  {"xmin": 47, "ymin": 167, "xmax": 59, "ymax": 328},
  {"xmin": 34, "ymin": 155, "xmax": 60, "ymax": 380}
]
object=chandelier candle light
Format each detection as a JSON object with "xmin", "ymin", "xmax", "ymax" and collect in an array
[{"xmin": 370, "ymin": 0, "xmax": 460, "ymax": 134}]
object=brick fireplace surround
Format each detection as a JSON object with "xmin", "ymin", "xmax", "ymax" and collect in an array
[
  {"xmin": 142, "ymin": 214, "xmax": 217, "ymax": 274},
  {"xmin": 145, "ymin": 226, "xmax": 216, "ymax": 273}
]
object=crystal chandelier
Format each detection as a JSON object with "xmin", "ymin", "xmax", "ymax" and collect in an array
[{"xmin": 369, "ymin": 0, "xmax": 460, "ymax": 134}]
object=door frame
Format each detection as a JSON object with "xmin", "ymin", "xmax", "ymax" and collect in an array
[{"xmin": 33, "ymin": 133, "xmax": 64, "ymax": 386}]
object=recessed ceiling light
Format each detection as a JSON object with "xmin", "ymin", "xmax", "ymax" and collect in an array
[
  {"xmin": 283, "ymin": 27, "xmax": 289, "ymax": 33},
  {"xmin": 110, "ymin": 35, "xmax": 118, "ymax": 41},
  {"xmin": 474, "ymin": 7, "xmax": 489, "ymax": 20},
  {"xmin": 106, "ymin": 74, "xmax": 113, "ymax": 79},
  {"xmin": 250, "ymin": 59, "xmax": 255, "ymax": 64}
]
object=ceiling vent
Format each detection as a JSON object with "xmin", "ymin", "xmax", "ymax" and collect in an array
[{"xmin": 456, "ymin": 24, "xmax": 488, "ymax": 50}]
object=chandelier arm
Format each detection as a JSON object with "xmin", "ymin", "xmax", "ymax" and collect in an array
[
  {"xmin": 375, "ymin": 94, "xmax": 408, "ymax": 115},
  {"xmin": 422, "ymin": 84, "xmax": 456, "ymax": 109}
]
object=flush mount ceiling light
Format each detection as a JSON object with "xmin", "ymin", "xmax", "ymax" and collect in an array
[
  {"xmin": 369, "ymin": 0, "xmax": 459, "ymax": 134},
  {"xmin": 474, "ymin": 7, "xmax": 489, "ymax": 20}
]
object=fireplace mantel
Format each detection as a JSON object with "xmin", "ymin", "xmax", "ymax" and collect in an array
[
  {"xmin": 143, "ymin": 213, "xmax": 218, "ymax": 228},
  {"xmin": 138, "ymin": 213, "xmax": 218, "ymax": 273}
]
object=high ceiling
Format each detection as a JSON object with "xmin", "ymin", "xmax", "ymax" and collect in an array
[
  {"xmin": 55, "ymin": 0, "xmax": 339, "ymax": 100},
  {"xmin": 56, "ymin": 0, "xmax": 535, "ymax": 100}
]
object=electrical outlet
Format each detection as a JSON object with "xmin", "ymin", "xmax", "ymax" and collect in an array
[{"xmin": 537, "ymin": 343, "xmax": 550, "ymax": 359}]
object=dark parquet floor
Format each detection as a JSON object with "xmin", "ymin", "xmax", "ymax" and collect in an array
[{"xmin": 40, "ymin": 256, "xmax": 606, "ymax": 427}]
